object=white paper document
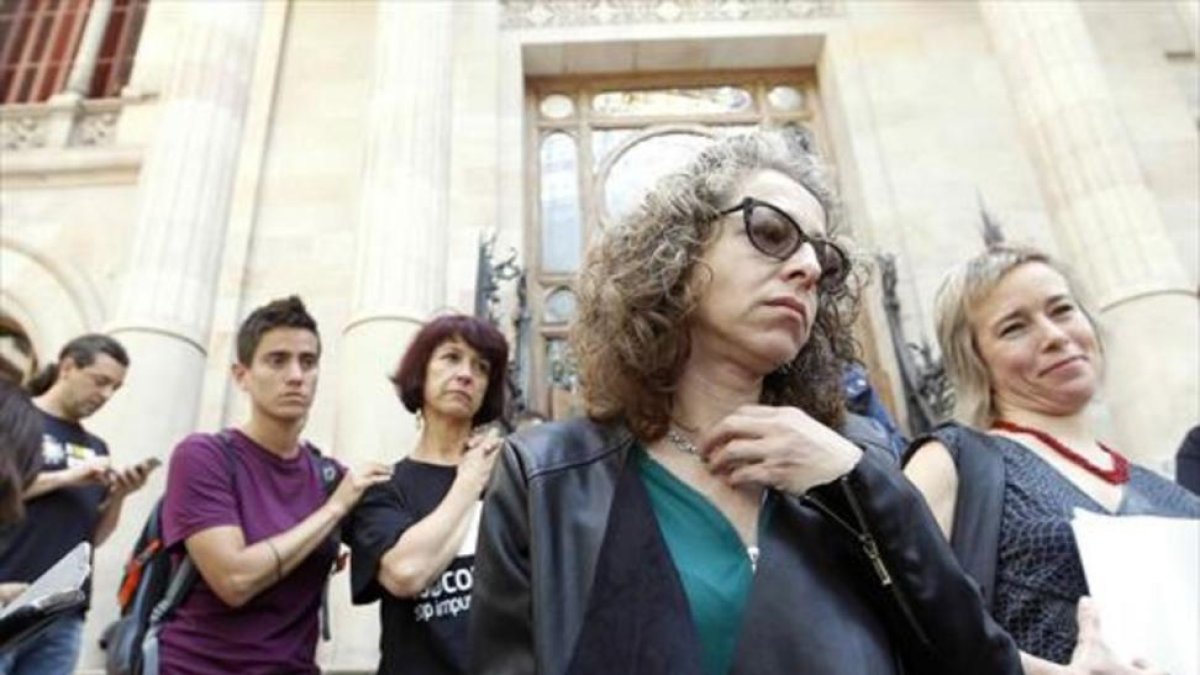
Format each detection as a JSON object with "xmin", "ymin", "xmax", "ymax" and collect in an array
[
  {"xmin": 1071, "ymin": 508, "xmax": 1199, "ymax": 675},
  {"xmin": 0, "ymin": 541, "xmax": 90, "ymax": 620}
]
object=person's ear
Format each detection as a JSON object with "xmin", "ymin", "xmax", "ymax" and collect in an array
[
  {"xmin": 231, "ymin": 362, "xmax": 249, "ymax": 392},
  {"xmin": 58, "ymin": 357, "xmax": 78, "ymax": 378}
]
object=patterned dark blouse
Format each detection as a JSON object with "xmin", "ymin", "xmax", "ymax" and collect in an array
[{"xmin": 990, "ymin": 435, "xmax": 1200, "ymax": 663}]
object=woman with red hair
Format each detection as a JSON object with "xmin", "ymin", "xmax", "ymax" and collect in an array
[{"xmin": 346, "ymin": 314, "xmax": 509, "ymax": 675}]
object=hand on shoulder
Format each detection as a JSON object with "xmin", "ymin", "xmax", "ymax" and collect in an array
[{"xmin": 327, "ymin": 462, "xmax": 393, "ymax": 517}]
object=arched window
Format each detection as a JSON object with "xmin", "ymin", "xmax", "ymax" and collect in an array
[{"xmin": 525, "ymin": 70, "xmax": 828, "ymax": 419}]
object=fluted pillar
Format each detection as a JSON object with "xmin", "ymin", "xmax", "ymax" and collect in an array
[
  {"xmin": 980, "ymin": 0, "xmax": 1199, "ymax": 464},
  {"xmin": 81, "ymin": 1, "xmax": 262, "ymax": 668},
  {"xmin": 43, "ymin": 0, "xmax": 114, "ymax": 143},
  {"xmin": 333, "ymin": 2, "xmax": 455, "ymax": 667},
  {"xmin": 1176, "ymin": 1, "xmax": 1199, "ymax": 54},
  {"xmin": 63, "ymin": 0, "xmax": 114, "ymax": 97}
]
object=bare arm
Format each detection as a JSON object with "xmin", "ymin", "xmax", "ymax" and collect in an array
[
  {"xmin": 186, "ymin": 463, "xmax": 390, "ymax": 608},
  {"xmin": 903, "ymin": 440, "xmax": 958, "ymax": 538},
  {"xmin": 376, "ymin": 437, "xmax": 500, "ymax": 598},
  {"xmin": 93, "ymin": 462, "xmax": 157, "ymax": 546},
  {"xmin": 22, "ymin": 459, "xmax": 109, "ymax": 500},
  {"xmin": 92, "ymin": 495, "xmax": 125, "ymax": 547},
  {"xmin": 376, "ymin": 478, "xmax": 479, "ymax": 598},
  {"xmin": 185, "ymin": 503, "xmax": 344, "ymax": 608}
]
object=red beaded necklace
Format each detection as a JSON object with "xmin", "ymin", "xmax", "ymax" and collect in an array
[{"xmin": 992, "ymin": 419, "xmax": 1130, "ymax": 485}]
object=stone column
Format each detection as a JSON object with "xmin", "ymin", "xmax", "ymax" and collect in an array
[
  {"xmin": 980, "ymin": 0, "xmax": 1199, "ymax": 464},
  {"xmin": 63, "ymin": 0, "xmax": 114, "ymax": 97},
  {"xmin": 332, "ymin": 2, "xmax": 455, "ymax": 667},
  {"xmin": 43, "ymin": 0, "xmax": 114, "ymax": 145},
  {"xmin": 1176, "ymin": 1, "xmax": 1199, "ymax": 54},
  {"xmin": 80, "ymin": 1, "xmax": 263, "ymax": 668}
]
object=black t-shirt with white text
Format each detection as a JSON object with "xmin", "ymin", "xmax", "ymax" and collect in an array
[
  {"xmin": 0, "ymin": 411, "xmax": 109, "ymax": 608},
  {"xmin": 346, "ymin": 458, "xmax": 480, "ymax": 675}
]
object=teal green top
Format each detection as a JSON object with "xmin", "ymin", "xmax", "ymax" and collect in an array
[{"xmin": 636, "ymin": 447, "xmax": 774, "ymax": 675}]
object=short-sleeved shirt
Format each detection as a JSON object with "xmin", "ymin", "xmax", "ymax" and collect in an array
[
  {"xmin": 346, "ymin": 458, "xmax": 479, "ymax": 674},
  {"xmin": 0, "ymin": 411, "xmax": 108, "ymax": 609},
  {"xmin": 158, "ymin": 430, "xmax": 340, "ymax": 675}
]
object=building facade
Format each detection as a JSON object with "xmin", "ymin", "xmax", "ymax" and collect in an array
[{"xmin": 1, "ymin": 0, "xmax": 1197, "ymax": 671}]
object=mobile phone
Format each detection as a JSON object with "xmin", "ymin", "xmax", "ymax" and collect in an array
[{"xmin": 136, "ymin": 457, "xmax": 162, "ymax": 472}]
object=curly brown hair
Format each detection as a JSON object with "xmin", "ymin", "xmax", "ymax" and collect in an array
[{"xmin": 571, "ymin": 130, "xmax": 862, "ymax": 441}]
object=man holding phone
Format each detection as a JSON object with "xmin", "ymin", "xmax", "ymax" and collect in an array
[{"xmin": 0, "ymin": 334, "xmax": 153, "ymax": 675}]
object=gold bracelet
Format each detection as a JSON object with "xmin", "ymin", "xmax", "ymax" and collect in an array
[{"xmin": 265, "ymin": 538, "xmax": 283, "ymax": 582}]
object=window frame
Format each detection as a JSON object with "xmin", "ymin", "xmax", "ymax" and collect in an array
[
  {"xmin": 523, "ymin": 68, "xmax": 830, "ymax": 418},
  {"xmin": 0, "ymin": 0, "xmax": 150, "ymax": 105}
]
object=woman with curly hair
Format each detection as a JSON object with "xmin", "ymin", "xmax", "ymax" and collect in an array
[{"xmin": 469, "ymin": 131, "xmax": 1021, "ymax": 675}]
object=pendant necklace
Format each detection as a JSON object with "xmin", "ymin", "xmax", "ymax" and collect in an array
[{"xmin": 666, "ymin": 426, "xmax": 763, "ymax": 572}]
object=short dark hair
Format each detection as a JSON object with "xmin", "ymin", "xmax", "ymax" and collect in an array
[
  {"xmin": 27, "ymin": 334, "xmax": 130, "ymax": 397},
  {"xmin": 236, "ymin": 296, "xmax": 320, "ymax": 366},
  {"xmin": 390, "ymin": 315, "xmax": 509, "ymax": 426},
  {"xmin": 0, "ymin": 379, "xmax": 44, "ymax": 525}
]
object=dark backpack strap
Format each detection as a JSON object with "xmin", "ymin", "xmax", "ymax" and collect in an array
[
  {"xmin": 302, "ymin": 442, "xmax": 341, "ymax": 642},
  {"xmin": 303, "ymin": 442, "xmax": 341, "ymax": 496},
  {"xmin": 147, "ymin": 558, "xmax": 197, "ymax": 626},
  {"xmin": 908, "ymin": 422, "xmax": 1006, "ymax": 608},
  {"xmin": 142, "ymin": 431, "xmax": 240, "ymax": 673},
  {"xmin": 141, "ymin": 557, "xmax": 197, "ymax": 675},
  {"xmin": 149, "ymin": 432, "xmax": 239, "ymax": 624}
]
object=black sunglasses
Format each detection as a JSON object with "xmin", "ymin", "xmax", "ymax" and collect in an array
[{"xmin": 719, "ymin": 197, "xmax": 848, "ymax": 288}]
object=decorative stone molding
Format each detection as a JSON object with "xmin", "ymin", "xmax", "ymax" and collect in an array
[
  {"xmin": 500, "ymin": 0, "xmax": 841, "ymax": 29},
  {"xmin": 0, "ymin": 109, "xmax": 49, "ymax": 151},
  {"xmin": 69, "ymin": 102, "xmax": 121, "ymax": 147},
  {"xmin": 1, "ymin": 99, "xmax": 123, "ymax": 152}
]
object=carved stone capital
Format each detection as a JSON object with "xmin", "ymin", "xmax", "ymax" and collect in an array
[{"xmin": 500, "ymin": 0, "xmax": 842, "ymax": 29}]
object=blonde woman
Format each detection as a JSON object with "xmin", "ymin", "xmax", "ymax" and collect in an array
[{"xmin": 905, "ymin": 246, "xmax": 1197, "ymax": 674}]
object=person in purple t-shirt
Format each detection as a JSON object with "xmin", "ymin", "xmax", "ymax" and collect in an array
[{"xmin": 159, "ymin": 296, "xmax": 391, "ymax": 675}]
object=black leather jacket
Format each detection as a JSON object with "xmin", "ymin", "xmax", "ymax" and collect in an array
[{"xmin": 469, "ymin": 416, "xmax": 1020, "ymax": 675}]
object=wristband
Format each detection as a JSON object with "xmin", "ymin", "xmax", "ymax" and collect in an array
[{"xmin": 265, "ymin": 538, "xmax": 283, "ymax": 582}]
